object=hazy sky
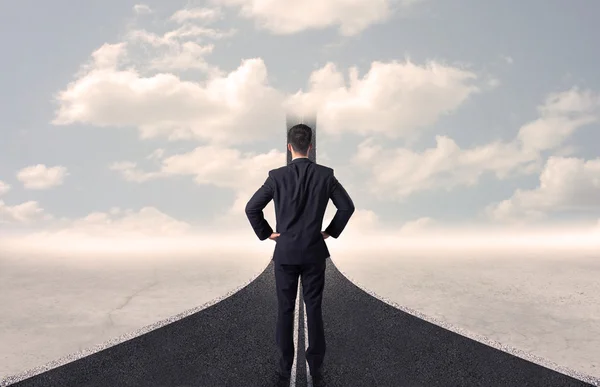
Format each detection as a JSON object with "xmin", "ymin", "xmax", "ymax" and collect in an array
[{"xmin": 1, "ymin": 0, "xmax": 599, "ymax": 247}]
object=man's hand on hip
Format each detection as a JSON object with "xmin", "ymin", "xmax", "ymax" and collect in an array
[{"xmin": 321, "ymin": 231, "xmax": 330, "ymax": 239}]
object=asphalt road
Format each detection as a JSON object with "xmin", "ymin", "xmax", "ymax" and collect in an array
[{"xmin": 2, "ymin": 258, "xmax": 597, "ymax": 387}]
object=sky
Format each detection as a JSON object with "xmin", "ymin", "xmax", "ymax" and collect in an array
[{"xmin": 1, "ymin": 0, "xmax": 599, "ymax": 254}]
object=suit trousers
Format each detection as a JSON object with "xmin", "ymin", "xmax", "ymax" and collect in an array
[{"xmin": 274, "ymin": 258, "xmax": 327, "ymax": 376}]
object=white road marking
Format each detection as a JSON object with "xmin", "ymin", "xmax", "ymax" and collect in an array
[
  {"xmin": 304, "ymin": 293, "xmax": 313, "ymax": 387},
  {"xmin": 289, "ymin": 279, "xmax": 301, "ymax": 387}
]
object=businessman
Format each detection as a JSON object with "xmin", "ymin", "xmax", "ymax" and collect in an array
[{"xmin": 245, "ymin": 123, "xmax": 355, "ymax": 386}]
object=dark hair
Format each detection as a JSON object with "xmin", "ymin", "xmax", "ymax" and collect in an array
[{"xmin": 287, "ymin": 124, "xmax": 312, "ymax": 155}]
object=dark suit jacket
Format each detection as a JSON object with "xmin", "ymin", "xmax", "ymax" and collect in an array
[{"xmin": 245, "ymin": 157, "xmax": 355, "ymax": 265}]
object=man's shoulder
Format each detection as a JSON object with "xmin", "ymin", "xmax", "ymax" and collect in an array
[
  {"xmin": 313, "ymin": 163, "xmax": 334, "ymax": 177},
  {"xmin": 269, "ymin": 163, "xmax": 333, "ymax": 175},
  {"xmin": 268, "ymin": 166, "xmax": 285, "ymax": 176},
  {"xmin": 316, "ymin": 163, "xmax": 334, "ymax": 173}
]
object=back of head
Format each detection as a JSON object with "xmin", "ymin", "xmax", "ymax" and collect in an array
[{"xmin": 287, "ymin": 124, "xmax": 312, "ymax": 155}]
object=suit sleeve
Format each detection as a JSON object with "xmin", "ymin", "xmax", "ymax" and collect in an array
[
  {"xmin": 245, "ymin": 172, "xmax": 275, "ymax": 241},
  {"xmin": 324, "ymin": 171, "xmax": 355, "ymax": 239}
]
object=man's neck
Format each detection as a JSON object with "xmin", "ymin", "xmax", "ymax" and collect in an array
[{"xmin": 292, "ymin": 155, "xmax": 309, "ymax": 160}]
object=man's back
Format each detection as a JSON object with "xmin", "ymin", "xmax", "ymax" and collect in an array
[
  {"xmin": 245, "ymin": 123, "xmax": 353, "ymax": 382},
  {"xmin": 246, "ymin": 157, "xmax": 355, "ymax": 265}
]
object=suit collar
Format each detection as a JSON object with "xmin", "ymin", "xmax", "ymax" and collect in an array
[{"xmin": 291, "ymin": 157, "xmax": 312, "ymax": 163}]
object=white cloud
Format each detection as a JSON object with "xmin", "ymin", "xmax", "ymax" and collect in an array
[
  {"xmin": 128, "ymin": 25, "xmax": 235, "ymax": 48},
  {"xmin": 109, "ymin": 161, "xmax": 160, "ymax": 183},
  {"xmin": 0, "ymin": 181, "xmax": 10, "ymax": 195},
  {"xmin": 160, "ymin": 146, "xmax": 285, "ymax": 189},
  {"xmin": 65, "ymin": 207, "xmax": 191, "ymax": 237},
  {"xmin": 111, "ymin": 145, "xmax": 394, "ymax": 236},
  {"xmin": 106, "ymin": 6, "xmax": 234, "ymax": 75},
  {"xmin": 17, "ymin": 164, "xmax": 68, "ymax": 190},
  {"xmin": 517, "ymin": 88, "xmax": 600, "ymax": 153},
  {"xmin": 54, "ymin": 46, "xmax": 480, "ymax": 144},
  {"xmin": 0, "ymin": 206, "xmax": 187, "ymax": 235},
  {"xmin": 51, "ymin": 4, "xmax": 482, "ymax": 146},
  {"xmin": 7, "ymin": 3, "xmax": 600, "ymax": 257},
  {"xmin": 165, "ymin": 25, "xmax": 235, "ymax": 41},
  {"xmin": 0, "ymin": 207, "xmax": 256, "ymax": 258},
  {"xmin": 126, "ymin": 24, "xmax": 235, "ymax": 72},
  {"xmin": 170, "ymin": 7, "xmax": 222, "ymax": 23},
  {"xmin": 112, "ymin": 146, "xmax": 286, "ymax": 229},
  {"xmin": 286, "ymin": 60, "xmax": 480, "ymax": 140},
  {"xmin": 0, "ymin": 200, "xmax": 46, "ymax": 223},
  {"xmin": 133, "ymin": 4, "xmax": 153, "ymax": 14},
  {"xmin": 146, "ymin": 149, "xmax": 165, "ymax": 160},
  {"xmin": 486, "ymin": 156, "xmax": 600, "ymax": 222},
  {"xmin": 113, "ymin": 145, "xmax": 285, "ymax": 187},
  {"xmin": 399, "ymin": 217, "xmax": 435, "ymax": 234},
  {"xmin": 351, "ymin": 88, "xmax": 600, "ymax": 200},
  {"xmin": 148, "ymin": 42, "xmax": 216, "ymax": 71},
  {"xmin": 0, "ymin": 209, "xmax": 270, "ymax": 258},
  {"xmin": 87, "ymin": 42, "xmax": 126, "ymax": 70},
  {"xmin": 346, "ymin": 208, "xmax": 380, "ymax": 229},
  {"xmin": 353, "ymin": 135, "xmax": 537, "ymax": 200},
  {"xmin": 50, "ymin": 4, "xmax": 486, "ymax": 234},
  {"xmin": 322, "ymin": 206, "xmax": 433, "ymax": 237},
  {"xmin": 125, "ymin": 28, "xmax": 225, "ymax": 73},
  {"xmin": 53, "ymin": 46, "xmax": 284, "ymax": 144},
  {"xmin": 212, "ymin": 0, "xmax": 418, "ymax": 36}
]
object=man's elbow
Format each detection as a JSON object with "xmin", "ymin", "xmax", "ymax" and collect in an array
[{"xmin": 347, "ymin": 203, "xmax": 355, "ymax": 215}]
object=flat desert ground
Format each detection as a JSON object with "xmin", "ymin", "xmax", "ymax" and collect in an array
[{"xmin": 0, "ymin": 247, "xmax": 598, "ymax": 379}]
